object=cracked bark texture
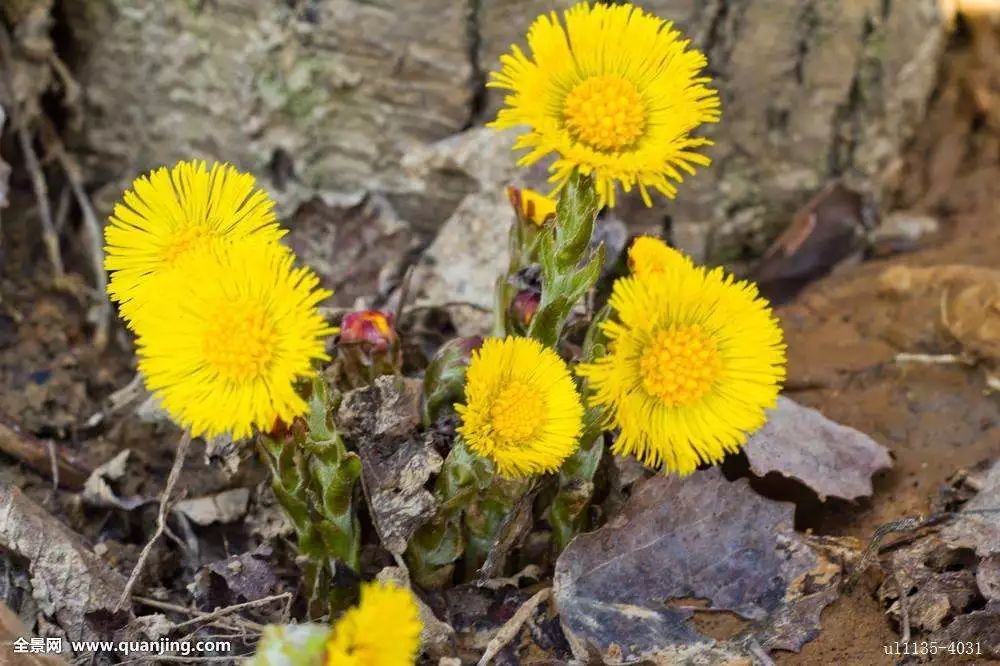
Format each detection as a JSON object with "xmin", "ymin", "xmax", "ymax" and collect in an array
[{"xmin": 57, "ymin": 0, "xmax": 942, "ymax": 272}]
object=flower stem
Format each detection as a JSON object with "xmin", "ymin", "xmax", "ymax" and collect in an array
[{"xmin": 258, "ymin": 376, "xmax": 361, "ymax": 616}]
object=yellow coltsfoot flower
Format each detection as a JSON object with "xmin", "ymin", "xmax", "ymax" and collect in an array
[
  {"xmin": 578, "ymin": 253, "xmax": 786, "ymax": 475},
  {"xmin": 326, "ymin": 582, "xmax": 423, "ymax": 666},
  {"xmin": 456, "ymin": 336, "xmax": 584, "ymax": 478},
  {"xmin": 488, "ymin": 2, "xmax": 721, "ymax": 207},
  {"xmin": 627, "ymin": 236, "xmax": 693, "ymax": 279},
  {"xmin": 134, "ymin": 238, "xmax": 334, "ymax": 440},
  {"xmin": 105, "ymin": 160, "xmax": 285, "ymax": 322}
]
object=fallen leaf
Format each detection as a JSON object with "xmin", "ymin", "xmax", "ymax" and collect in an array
[
  {"xmin": 174, "ymin": 488, "xmax": 250, "ymax": 526},
  {"xmin": 0, "ymin": 482, "xmax": 130, "ymax": 645},
  {"xmin": 0, "ymin": 600, "xmax": 66, "ymax": 665},
  {"xmin": 337, "ymin": 376, "xmax": 443, "ymax": 555},
  {"xmin": 553, "ymin": 469, "xmax": 845, "ymax": 663},
  {"xmin": 744, "ymin": 397, "xmax": 893, "ymax": 501},
  {"xmin": 189, "ymin": 545, "xmax": 280, "ymax": 608},
  {"xmin": 81, "ymin": 450, "xmax": 150, "ymax": 511},
  {"xmin": 879, "ymin": 459, "xmax": 1000, "ymax": 656},
  {"xmin": 930, "ymin": 601, "xmax": 1000, "ymax": 656},
  {"xmin": 879, "ymin": 537, "xmax": 979, "ymax": 632},
  {"xmin": 940, "ymin": 457, "xmax": 1000, "ymax": 556},
  {"xmin": 978, "ymin": 554, "xmax": 1000, "ymax": 601}
]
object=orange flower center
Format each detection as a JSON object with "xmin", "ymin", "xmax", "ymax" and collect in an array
[
  {"xmin": 640, "ymin": 325, "xmax": 721, "ymax": 407},
  {"xmin": 202, "ymin": 301, "xmax": 277, "ymax": 381},
  {"xmin": 490, "ymin": 380, "xmax": 545, "ymax": 444},
  {"xmin": 564, "ymin": 75, "xmax": 647, "ymax": 152}
]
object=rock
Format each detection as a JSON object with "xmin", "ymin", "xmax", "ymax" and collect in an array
[
  {"xmin": 406, "ymin": 129, "xmax": 541, "ymax": 330},
  {"xmin": 286, "ymin": 194, "xmax": 416, "ymax": 305},
  {"xmin": 55, "ymin": 0, "xmax": 943, "ymax": 268},
  {"xmin": 744, "ymin": 396, "xmax": 893, "ymax": 501},
  {"xmin": 868, "ymin": 210, "xmax": 940, "ymax": 252},
  {"xmin": 63, "ymin": 0, "xmax": 474, "ymax": 222}
]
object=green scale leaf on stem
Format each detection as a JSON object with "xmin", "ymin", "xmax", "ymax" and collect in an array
[{"xmin": 257, "ymin": 376, "xmax": 362, "ymax": 617}]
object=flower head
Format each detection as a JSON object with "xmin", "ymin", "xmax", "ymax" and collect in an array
[
  {"xmin": 488, "ymin": 2, "xmax": 721, "ymax": 207},
  {"xmin": 134, "ymin": 238, "xmax": 334, "ymax": 439},
  {"xmin": 326, "ymin": 582, "xmax": 422, "ymax": 666},
  {"xmin": 627, "ymin": 236, "xmax": 692, "ymax": 279},
  {"xmin": 105, "ymin": 160, "xmax": 284, "ymax": 322},
  {"xmin": 340, "ymin": 310, "xmax": 397, "ymax": 352},
  {"xmin": 578, "ymin": 257, "xmax": 786, "ymax": 475},
  {"xmin": 508, "ymin": 186, "xmax": 557, "ymax": 226},
  {"xmin": 457, "ymin": 336, "xmax": 583, "ymax": 477}
]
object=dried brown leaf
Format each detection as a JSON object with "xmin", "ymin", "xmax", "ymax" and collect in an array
[
  {"xmin": 553, "ymin": 469, "xmax": 846, "ymax": 663},
  {"xmin": 174, "ymin": 488, "xmax": 249, "ymax": 526},
  {"xmin": 744, "ymin": 397, "xmax": 893, "ymax": 501},
  {"xmin": 337, "ymin": 376, "xmax": 443, "ymax": 555},
  {"xmin": 0, "ymin": 482, "xmax": 130, "ymax": 644}
]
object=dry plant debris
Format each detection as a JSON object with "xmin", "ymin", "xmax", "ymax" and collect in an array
[
  {"xmin": 0, "ymin": 483, "xmax": 129, "ymax": 644},
  {"xmin": 553, "ymin": 469, "xmax": 854, "ymax": 663},
  {"xmin": 744, "ymin": 396, "xmax": 893, "ymax": 501},
  {"xmin": 878, "ymin": 459, "xmax": 1000, "ymax": 656}
]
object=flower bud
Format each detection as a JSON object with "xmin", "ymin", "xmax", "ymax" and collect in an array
[
  {"xmin": 509, "ymin": 289, "xmax": 541, "ymax": 331},
  {"xmin": 340, "ymin": 310, "xmax": 398, "ymax": 351},
  {"xmin": 335, "ymin": 310, "xmax": 402, "ymax": 388},
  {"xmin": 507, "ymin": 186, "xmax": 557, "ymax": 227}
]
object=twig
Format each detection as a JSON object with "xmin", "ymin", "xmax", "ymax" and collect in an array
[
  {"xmin": 894, "ymin": 352, "xmax": 974, "ymax": 365},
  {"xmin": 115, "ymin": 429, "xmax": 192, "ymax": 610},
  {"xmin": 40, "ymin": 118, "xmax": 111, "ymax": 349},
  {"xmin": 0, "ymin": 24, "xmax": 64, "ymax": 281},
  {"xmin": 847, "ymin": 508, "xmax": 1000, "ymax": 589},
  {"xmin": 173, "ymin": 593, "xmax": 290, "ymax": 634},
  {"xmin": 477, "ymin": 588, "xmax": 551, "ymax": 666},
  {"xmin": 46, "ymin": 440, "xmax": 59, "ymax": 491},
  {"xmin": 0, "ymin": 415, "xmax": 92, "ymax": 490},
  {"xmin": 894, "ymin": 572, "xmax": 911, "ymax": 644},
  {"xmin": 845, "ymin": 515, "xmax": 941, "ymax": 589},
  {"xmin": 132, "ymin": 597, "xmax": 260, "ymax": 634}
]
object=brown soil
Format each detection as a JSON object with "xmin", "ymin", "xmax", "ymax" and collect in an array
[{"xmin": 776, "ymin": 15, "xmax": 1000, "ymax": 665}]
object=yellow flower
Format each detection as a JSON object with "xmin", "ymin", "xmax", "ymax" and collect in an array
[
  {"xmin": 134, "ymin": 238, "xmax": 334, "ymax": 439},
  {"xmin": 326, "ymin": 582, "xmax": 422, "ymax": 666},
  {"xmin": 578, "ymin": 258, "xmax": 786, "ymax": 475},
  {"xmin": 456, "ymin": 336, "xmax": 584, "ymax": 477},
  {"xmin": 488, "ymin": 2, "xmax": 721, "ymax": 207},
  {"xmin": 105, "ymin": 160, "xmax": 285, "ymax": 322},
  {"xmin": 509, "ymin": 186, "xmax": 558, "ymax": 226},
  {"xmin": 627, "ymin": 236, "xmax": 692, "ymax": 279}
]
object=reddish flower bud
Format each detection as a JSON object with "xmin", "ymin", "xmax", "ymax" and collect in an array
[
  {"xmin": 340, "ymin": 310, "xmax": 398, "ymax": 351},
  {"xmin": 510, "ymin": 289, "xmax": 541, "ymax": 329}
]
